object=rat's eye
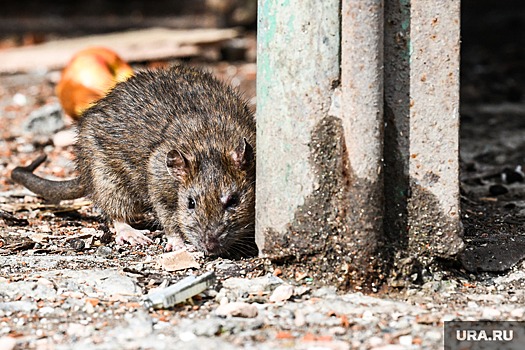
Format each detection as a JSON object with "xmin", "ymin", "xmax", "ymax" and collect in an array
[
  {"xmin": 188, "ymin": 197, "xmax": 196, "ymax": 210},
  {"xmin": 222, "ymin": 193, "xmax": 239, "ymax": 210}
]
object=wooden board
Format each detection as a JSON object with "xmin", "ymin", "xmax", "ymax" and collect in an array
[{"xmin": 0, "ymin": 27, "xmax": 240, "ymax": 73}]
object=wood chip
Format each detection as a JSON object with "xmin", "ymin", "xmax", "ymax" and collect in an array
[{"xmin": 156, "ymin": 249, "xmax": 200, "ymax": 271}]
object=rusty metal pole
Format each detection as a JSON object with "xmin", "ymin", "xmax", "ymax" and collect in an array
[{"xmin": 384, "ymin": 0, "xmax": 464, "ymax": 283}]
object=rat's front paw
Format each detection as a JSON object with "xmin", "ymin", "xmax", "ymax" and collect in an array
[
  {"xmin": 114, "ymin": 221, "xmax": 153, "ymax": 246},
  {"xmin": 165, "ymin": 235, "xmax": 185, "ymax": 252}
]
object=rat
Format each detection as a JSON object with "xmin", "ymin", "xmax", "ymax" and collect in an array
[{"xmin": 11, "ymin": 65, "xmax": 257, "ymax": 258}]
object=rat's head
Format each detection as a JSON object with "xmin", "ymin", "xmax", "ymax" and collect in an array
[{"xmin": 166, "ymin": 138, "xmax": 256, "ymax": 257}]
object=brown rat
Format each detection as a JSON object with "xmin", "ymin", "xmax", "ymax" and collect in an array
[{"xmin": 11, "ymin": 65, "xmax": 257, "ymax": 258}]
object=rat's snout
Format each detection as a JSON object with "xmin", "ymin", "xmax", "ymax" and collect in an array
[{"xmin": 202, "ymin": 233, "xmax": 222, "ymax": 255}]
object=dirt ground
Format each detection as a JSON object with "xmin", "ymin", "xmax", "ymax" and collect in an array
[{"xmin": 1, "ymin": 2, "xmax": 525, "ymax": 349}]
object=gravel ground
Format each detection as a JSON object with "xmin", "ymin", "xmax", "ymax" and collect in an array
[{"xmin": 2, "ymin": 30, "xmax": 525, "ymax": 349}]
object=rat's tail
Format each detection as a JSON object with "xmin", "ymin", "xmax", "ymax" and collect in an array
[{"xmin": 11, "ymin": 154, "xmax": 87, "ymax": 202}]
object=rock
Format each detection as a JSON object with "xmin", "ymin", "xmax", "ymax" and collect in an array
[
  {"xmin": 215, "ymin": 302, "xmax": 258, "ymax": 318},
  {"xmin": 69, "ymin": 238, "xmax": 86, "ymax": 251},
  {"xmin": 502, "ymin": 167, "xmax": 524, "ymax": 184},
  {"xmin": 481, "ymin": 307, "xmax": 501, "ymax": 319},
  {"xmin": 95, "ymin": 246, "xmax": 113, "ymax": 257},
  {"xmin": 312, "ymin": 286, "xmax": 337, "ymax": 297},
  {"xmin": 181, "ymin": 318, "xmax": 222, "ymax": 337},
  {"xmin": 81, "ymin": 270, "xmax": 138, "ymax": 296},
  {"xmin": 0, "ymin": 301, "xmax": 37, "ymax": 313},
  {"xmin": 269, "ymin": 284, "xmax": 294, "ymax": 303},
  {"xmin": 38, "ymin": 306, "xmax": 56, "ymax": 316},
  {"xmin": 489, "ymin": 184, "xmax": 508, "ymax": 196},
  {"xmin": 0, "ymin": 336, "xmax": 16, "ymax": 350},
  {"xmin": 222, "ymin": 274, "xmax": 283, "ymax": 299},
  {"xmin": 398, "ymin": 335, "xmax": 413, "ymax": 346},
  {"xmin": 371, "ymin": 346, "xmax": 405, "ymax": 350},
  {"xmin": 510, "ymin": 308, "xmax": 525, "ymax": 319},
  {"xmin": 494, "ymin": 270, "xmax": 525, "ymax": 284},
  {"xmin": 53, "ymin": 128, "xmax": 77, "ymax": 147},
  {"xmin": 66, "ymin": 323, "xmax": 95, "ymax": 338},
  {"xmin": 23, "ymin": 103, "xmax": 65, "ymax": 135},
  {"xmin": 13, "ymin": 93, "xmax": 27, "ymax": 106},
  {"xmin": 179, "ymin": 331, "xmax": 197, "ymax": 342},
  {"xmin": 294, "ymin": 309, "xmax": 306, "ymax": 327},
  {"xmin": 107, "ymin": 309, "xmax": 153, "ymax": 341},
  {"xmin": 329, "ymin": 326, "xmax": 347, "ymax": 336}
]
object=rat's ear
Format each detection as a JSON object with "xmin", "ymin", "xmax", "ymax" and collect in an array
[
  {"xmin": 166, "ymin": 150, "xmax": 189, "ymax": 178},
  {"xmin": 230, "ymin": 138, "xmax": 254, "ymax": 170}
]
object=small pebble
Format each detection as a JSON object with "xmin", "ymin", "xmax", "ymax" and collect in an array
[
  {"xmin": 53, "ymin": 129, "xmax": 77, "ymax": 148},
  {"xmin": 489, "ymin": 184, "xmax": 508, "ymax": 196},
  {"xmin": 179, "ymin": 331, "xmax": 197, "ymax": 342},
  {"xmin": 13, "ymin": 93, "xmax": 27, "ymax": 106},
  {"xmin": 502, "ymin": 167, "xmax": 524, "ymax": 184},
  {"xmin": 270, "ymin": 284, "xmax": 294, "ymax": 303},
  {"xmin": 0, "ymin": 336, "xmax": 16, "ymax": 350},
  {"xmin": 329, "ymin": 326, "xmax": 347, "ymax": 336},
  {"xmin": 481, "ymin": 308, "xmax": 501, "ymax": 319},
  {"xmin": 95, "ymin": 246, "xmax": 113, "ymax": 257},
  {"xmin": 294, "ymin": 310, "xmax": 306, "ymax": 328},
  {"xmin": 398, "ymin": 335, "xmax": 413, "ymax": 346},
  {"xmin": 215, "ymin": 302, "xmax": 258, "ymax": 318},
  {"xmin": 39, "ymin": 306, "xmax": 55, "ymax": 316},
  {"xmin": 510, "ymin": 308, "xmax": 525, "ymax": 319},
  {"xmin": 23, "ymin": 103, "xmax": 64, "ymax": 135},
  {"xmin": 69, "ymin": 239, "xmax": 85, "ymax": 251}
]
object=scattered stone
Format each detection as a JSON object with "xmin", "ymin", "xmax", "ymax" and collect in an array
[
  {"xmin": 510, "ymin": 308, "xmax": 525, "ymax": 319},
  {"xmin": 293, "ymin": 286, "xmax": 311, "ymax": 297},
  {"xmin": 66, "ymin": 323, "xmax": 95, "ymax": 338},
  {"xmin": 0, "ymin": 301, "xmax": 37, "ymax": 313},
  {"xmin": 23, "ymin": 103, "xmax": 65, "ymax": 135},
  {"xmin": 489, "ymin": 184, "xmax": 508, "ymax": 196},
  {"xmin": 69, "ymin": 238, "xmax": 86, "ymax": 251},
  {"xmin": 398, "ymin": 335, "xmax": 413, "ymax": 346},
  {"xmin": 53, "ymin": 128, "xmax": 77, "ymax": 147},
  {"xmin": 13, "ymin": 93, "xmax": 27, "ymax": 106},
  {"xmin": 371, "ymin": 345, "xmax": 405, "ymax": 350},
  {"xmin": 294, "ymin": 310, "xmax": 306, "ymax": 327},
  {"xmin": 481, "ymin": 307, "xmax": 501, "ymax": 319},
  {"xmin": 0, "ymin": 336, "xmax": 17, "ymax": 350},
  {"xmin": 95, "ymin": 246, "xmax": 113, "ymax": 257},
  {"xmin": 222, "ymin": 274, "xmax": 283, "ymax": 299},
  {"xmin": 269, "ymin": 284, "xmax": 294, "ymax": 303},
  {"xmin": 215, "ymin": 302, "xmax": 258, "ymax": 318},
  {"xmin": 38, "ymin": 306, "xmax": 56, "ymax": 316},
  {"xmin": 494, "ymin": 270, "xmax": 525, "ymax": 284},
  {"xmin": 179, "ymin": 331, "xmax": 197, "ymax": 342},
  {"xmin": 312, "ymin": 286, "xmax": 337, "ymax": 298},
  {"xmin": 502, "ymin": 167, "xmax": 524, "ymax": 184}
]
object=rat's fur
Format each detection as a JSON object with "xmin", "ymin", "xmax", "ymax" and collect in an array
[{"xmin": 12, "ymin": 65, "xmax": 257, "ymax": 257}]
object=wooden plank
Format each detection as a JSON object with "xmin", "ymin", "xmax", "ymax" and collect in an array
[{"xmin": 0, "ymin": 27, "xmax": 240, "ymax": 73}]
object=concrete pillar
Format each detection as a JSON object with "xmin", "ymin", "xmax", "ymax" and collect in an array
[
  {"xmin": 340, "ymin": 0, "xmax": 385, "ymax": 286},
  {"xmin": 384, "ymin": 0, "xmax": 464, "ymax": 281},
  {"xmin": 256, "ymin": 0, "xmax": 341, "ymax": 258},
  {"xmin": 256, "ymin": 0, "xmax": 463, "ymax": 288}
]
